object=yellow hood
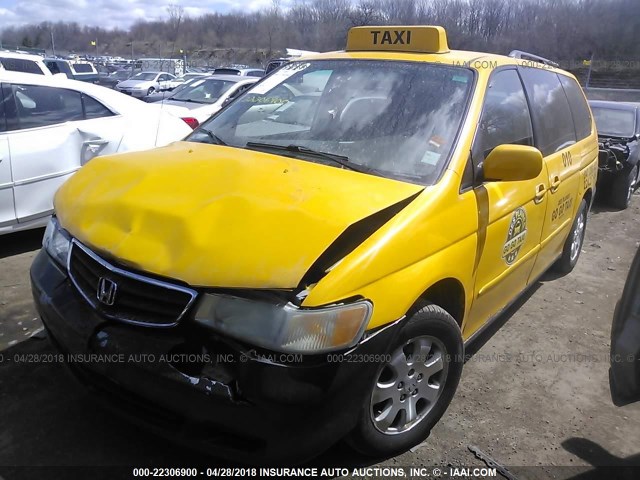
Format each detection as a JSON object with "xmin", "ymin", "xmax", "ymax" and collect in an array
[{"xmin": 55, "ymin": 142, "xmax": 422, "ymax": 289}]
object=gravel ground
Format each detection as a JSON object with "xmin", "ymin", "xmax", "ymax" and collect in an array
[{"xmin": 0, "ymin": 193, "xmax": 639, "ymax": 480}]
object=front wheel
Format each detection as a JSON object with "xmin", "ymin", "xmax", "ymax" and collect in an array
[
  {"xmin": 147, "ymin": 87, "xmax": 155, "ymax": 96},
  {"xmin": 347, "ymin": 303, "xmax": 463, "ymax": 457},
  {"xmin": 610, "ymin": 165, "xmax": 638, "ymax": 210},
  {"xmin": 554, "ymin": 198, "xmax": 587, "ymax": 274}
]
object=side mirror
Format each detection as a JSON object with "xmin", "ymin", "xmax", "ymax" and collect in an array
[{"xmin": 483, "ymin": 144, "xmax": 543, "ymax": 182}]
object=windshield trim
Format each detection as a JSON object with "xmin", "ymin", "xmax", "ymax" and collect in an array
[{"xmin": 188, "ymin": 59, "xmax": 477, "ymax": 187}]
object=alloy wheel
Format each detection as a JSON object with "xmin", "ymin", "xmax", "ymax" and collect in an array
[{"xmin": 370, "ymin": 335, "xmax": 448, "ymax": 435}]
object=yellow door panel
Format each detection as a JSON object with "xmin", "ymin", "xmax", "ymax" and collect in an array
[
  {"xmin": 464, "ymin": 167, "xmax": 548, "ymax": 338},
  {"xmin": 530, "ymin": 145, "xmax": 581, "ymax": 280}
]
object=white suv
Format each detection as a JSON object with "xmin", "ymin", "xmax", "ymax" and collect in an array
[{"xmin": 0, "ymin": 51, "xmax": 51, "ymax": 76}]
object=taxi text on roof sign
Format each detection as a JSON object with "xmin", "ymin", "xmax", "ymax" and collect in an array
[{"xmin": 346, "ymin": 25, "xmax": 450, "ymax": 54}]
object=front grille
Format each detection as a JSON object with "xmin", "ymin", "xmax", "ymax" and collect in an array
[{"xmin": 68, "ymin": 240, "xmax": 197, "ymax": 327}]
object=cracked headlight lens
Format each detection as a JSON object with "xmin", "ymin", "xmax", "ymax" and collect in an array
[
  {"xmin": 42, "ymin": 217, "xmax": 71, "ymax": 266},
  {"xmin": 194, "ymin": 294, "xmax": 372, "ymax": 354}
]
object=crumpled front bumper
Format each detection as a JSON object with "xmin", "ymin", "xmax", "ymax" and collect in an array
[{"xmin": 30, "ymin": 248, "xmax": 402, "ymax": 463}]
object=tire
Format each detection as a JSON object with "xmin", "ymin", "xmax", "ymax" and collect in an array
[
  {"xmin": 346, "ymin": 303, "xmax": 463, "ymax": 457},
  {"xmin": 610, "ymin": 165, "xmax": 638, "ymax": 210},
  {"xmin": 147, "ymin": 87, "xmax": 155, "ymax": 96},
  {"xmin": 554, "ymin": 198, "xmax": 587, "ymax": 274}
]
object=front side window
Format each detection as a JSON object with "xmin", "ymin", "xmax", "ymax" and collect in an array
[
  {"xmin": 520, "ymin": 68, "xmax": 577, "ymax": 156},
  {"xmin": 189, "ymin": 60, "xmax": 474, "ymax": 185},
  {"xmin": 474, "ymin": 69, "xmax": 534, "ymax": 167},
  {"xmin": 5, "ymin": 84, "xmax": 83, "ymax": 130}
]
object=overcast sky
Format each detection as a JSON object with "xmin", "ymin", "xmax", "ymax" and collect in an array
[{"xmin": 0, "ymin": 0, "xmax": 291, "ymax": 30}]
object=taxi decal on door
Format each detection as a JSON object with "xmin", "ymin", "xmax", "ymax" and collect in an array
[{"xmin": 503, "ymin": 207, "xmax": 528, "ymax": 265}]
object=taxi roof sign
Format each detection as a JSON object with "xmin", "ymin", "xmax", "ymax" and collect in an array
[{"xmin": 346, "ymin": 26, "xmax": 450, "ymax": 54}]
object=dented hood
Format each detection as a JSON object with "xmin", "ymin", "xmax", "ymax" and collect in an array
[{"xmin": 55, "ymin": 142, "xmax": 422, "ymax": 288}]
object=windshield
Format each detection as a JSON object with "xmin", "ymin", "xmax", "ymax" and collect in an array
[
  {"xmin": 188, "ymin": 60, "xmax": 474, "ymax": 184},
  {"xmin": 111, "ymin": 71, "xmax": 130, "ymax": 79},
  {"xmin": 592, "ymin": 107, "xmax": 636, "ymax": 138},
  {"xmin": 132, "ymin": 72, "xmax": 157, "ymax": 81},
  {"xmin": 170, "ymin": 78, "xmax": 237, "ymax": 104}
]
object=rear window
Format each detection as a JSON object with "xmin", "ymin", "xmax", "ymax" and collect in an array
[
  {"xmin": 72, "ymin": 63, "xmax": 94, "ymax": 74},
  {"xmin": 559, "ymin": 75, "xmax": 592, "ymax": 141},
  {"xmin": 0, "ymin": 58, "xmax": 43, "ymax": 75},
  {"xmin": 592, "ymin": 107, "xmax": 636, "ymax": 138},
  {"xmin": 520, "ymin": 68, "xmax": 577, "ymax": 156},
  {"xmin": 213, "ymin": 68, "xmax": 240, "ymax": 76},
  {"xmin": 171, "ymin": 78, "xmax": 237, "ymax": 104}
]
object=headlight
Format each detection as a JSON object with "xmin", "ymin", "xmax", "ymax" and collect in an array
[
  {"xmin": 43, "ymin": 217, "xmax": 71, "ymax": 266},
  {"xmin": 194, "ymin": 294, "xmax": 372, "ymax": 354}
]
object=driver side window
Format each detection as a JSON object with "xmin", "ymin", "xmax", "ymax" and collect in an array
[{"xmin": 473, "ymin": 69, "xmax": 534, "ymax": 180}]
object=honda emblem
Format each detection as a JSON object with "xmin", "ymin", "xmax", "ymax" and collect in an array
[{"xmin": 97, "ymin": 277, "xmax": 118, "ymax": 306}]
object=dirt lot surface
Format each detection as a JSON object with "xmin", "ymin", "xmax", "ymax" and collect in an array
[{"xmin": 1, "ymin": 194, "xmax": 639, "ymax": 479}]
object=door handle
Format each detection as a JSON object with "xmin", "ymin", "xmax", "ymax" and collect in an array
[
  {"xmin": 534, "ymin": 183, "xmax": 547, "ymax": 204},
  {"xmin": 550, "ymin": 175, "xmax": 561, "ymax": 193}
]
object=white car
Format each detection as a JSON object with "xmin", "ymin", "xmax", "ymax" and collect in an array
[
  {"xmin": 116, "ymin": 71, "xmax": 176, "ymax": 98},
  {"xmin": 158, "ymin": 75, "xmax": 258, "ymax": 125},
  {"xmin": 0, "ymin": 51, "xmax": 51, "ymax": 76},
  {"xmin": 0, "ymin": 72, "xmax": 192, "ymax": 234}
]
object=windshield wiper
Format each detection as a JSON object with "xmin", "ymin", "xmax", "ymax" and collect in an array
[
  {"xmin": 196, "ymin": 128, "xmax": 227, "ymax": 146},
  {"xmin": 245, "ymin": 142, "xmax": 372, "ymax": 173},
  {"xmin": 169, "ymin": 98, "xmax": 207, "ymax": 104}
]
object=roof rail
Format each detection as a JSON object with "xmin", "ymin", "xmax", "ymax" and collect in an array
[{"xmin": 508, "ymin": 50, "xmax": 559, "ymax": 68}]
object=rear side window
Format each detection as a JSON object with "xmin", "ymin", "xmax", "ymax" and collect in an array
[
  {"xmin": 558, "ymin": 75, "xmax": 592, "ymax": 140},
  {"xmin": 0, "ymin": 58, "xmax": 43, "ymax": 75},
  {"xmin": 474, "ymin": 69, "xmax": 534, "ymax": 163},
  {"xmin": 82, "ymin": 94, "xmax": 113, "ymax": 119},
  {"xmin": 6, "ymin": 84, "xmax": 84, "ymax": 130},
  {"xmin": 520, "ymin": 68, "xmax": 576, "ymax": 156}
]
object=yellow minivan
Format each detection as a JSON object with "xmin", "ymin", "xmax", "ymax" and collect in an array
[{"xmin": 31, "ymin": 26, "xmax": 598, "ymax": 462}]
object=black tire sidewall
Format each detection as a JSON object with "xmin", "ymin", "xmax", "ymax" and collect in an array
[
  {"xmin": 611, "ymin": 165, "xmax": 637, "ymax": 209},
  {"xmin": 348, "ymin": 305, "xmax": 463, "ymax": 457},
  {"xmin": 555, "ymin": 199, "xmax": 587, "ymax": 274}
]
